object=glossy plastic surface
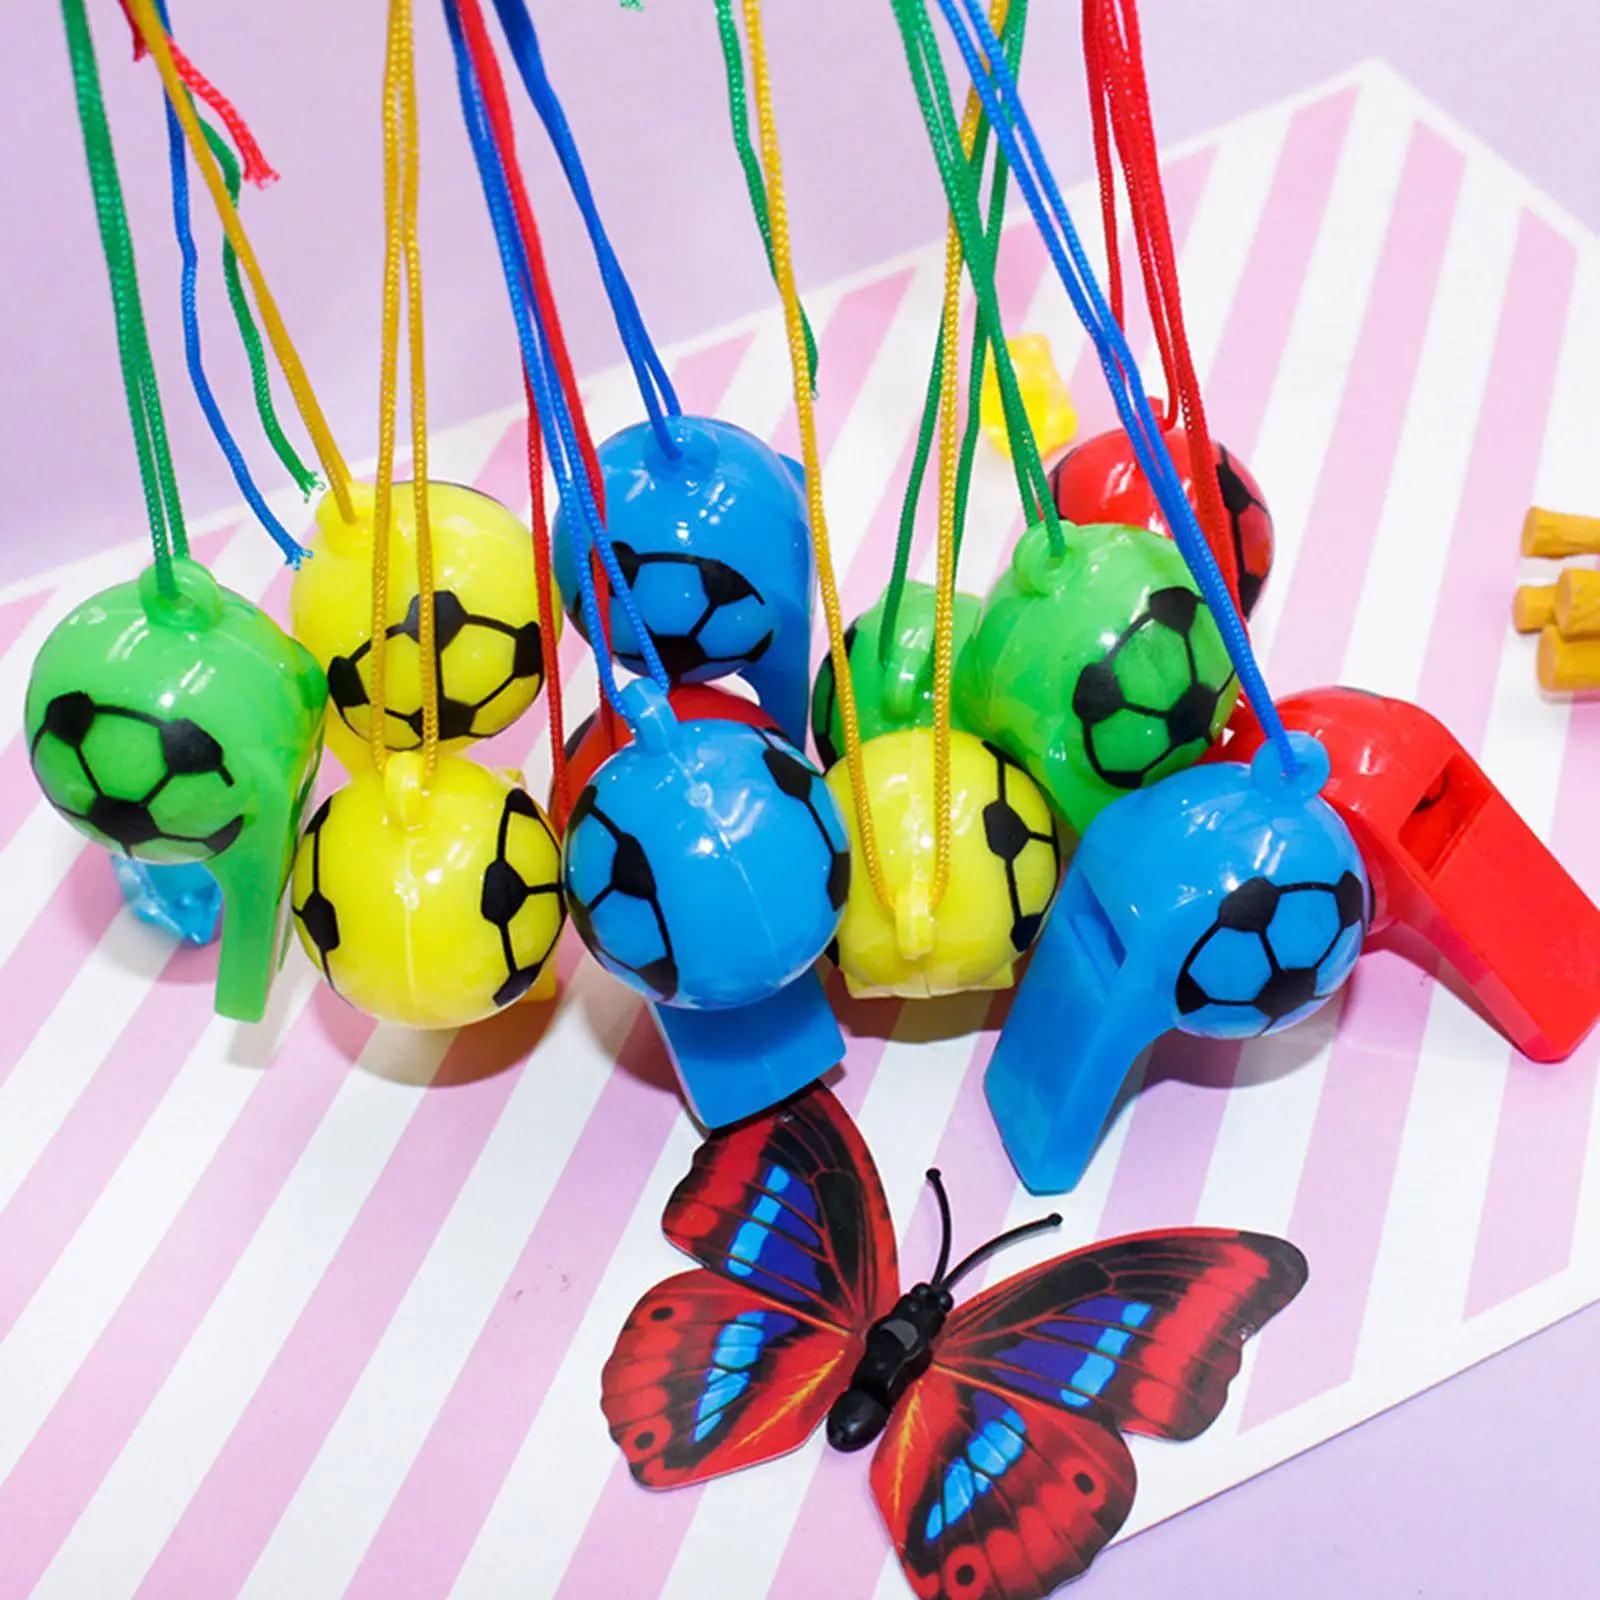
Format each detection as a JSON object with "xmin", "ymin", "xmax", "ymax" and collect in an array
[
  {"xmin": 112, "ymin": 858, "xmax": 222, "ymax": 946},
  {"xmin": 562, "ymin": 681, "xmax": 847, "ymax": 1126},
  {"xmin": 978, "ymin": 332, "xmax": 1077, "ymax": 460},
  {"xmin": 550, "ymin": 416, "xmax": 814, "ymax": 744},
  {"xmin": 291, "ymin": 751, "xmax": 564, "ymax": 1029},
  {"xmin": 26, "ymin": 558, "xmax": 326, "ymax": 1022},
  {"xmin": 291, "ymin": 480, "xmax": 558, "ymax": 770},
  {"xmin": 1049, "ymin": 426, "xmax": 1275, "ymax": 618},
  {"xmin": 954, "ymin": 519, "xmax": 1239, "ymax": 836},
  {"xmin": 823, "ymin": 727, "xmax": 1062, "ymax": 998},
  {"xmin": 1223, "ymin": 687, "xmax": 1600, "ymax": 1061},
  {"xmin": 556, "ymin": 682, "xmax": 779, "ymax": 827},
  {"xmin": 987, "ymin": 731, "xmax": 1368, "ymax": 1193},
  {"xmin": 808, "ymin": 580, "xmax": 982, "ymax": 769}
]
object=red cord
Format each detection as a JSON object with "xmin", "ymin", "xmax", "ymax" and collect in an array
[
  {"xmin": 455, "ymin": 0, "xmax": 623, "ymax": 767},
  {"xmin": 1083, "ymin": 0, "xmax": 1239, "ymax": 611},
  {"xmin": 118, "ymin": 0, "xmax": 278, "ymax": 186}
]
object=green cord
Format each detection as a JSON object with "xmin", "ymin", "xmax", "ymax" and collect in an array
[
  {"xmin": 199, "ymin": 117, "xmax": 320, "ymax": 497},
  {"xmin": 878, "ymin": 0, "xmax": 1035, "ymax": 662},
  {"xmin": 61, "ymin": 0, "xmax": 188, "ymax": 590},
  {"xmin": 714, "ymin": 0, "xmax": 819, "ymax": 387},
  {"xmin": 890, "ymin": 0, "xmax": 1062, "ymax": 557}
]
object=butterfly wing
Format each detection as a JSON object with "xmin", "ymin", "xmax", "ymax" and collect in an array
[
  {"xmin": 870, "ymin": 1229, "xmax": 1306, "ymax": 1598},
  {"xmin": 934, "ymin": 1228, "xmax": 1308, "ymax": 1441},
  {"xmin": 602, "ymin": 1269, "xmax": 860, "ymax": 1487},
  {"xmin": 602, "ymin": 1087, "xmax": 900, "ymax": 1489},
  {"xmin": 872, "ymin": 1370, "xmax": 1135, "ymax": 1600},
  {"xmin": 661, "ymin": 1085, "xmax": 899, "ymax": 1329}
]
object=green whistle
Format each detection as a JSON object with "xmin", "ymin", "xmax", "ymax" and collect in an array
[
  {"xmin": 954, "ymin": 520, "xmax": 1239, "ymax": 836},
  {"xmin": 25, "ymin": 558, "xmax": 327, "ymax": 1022}
]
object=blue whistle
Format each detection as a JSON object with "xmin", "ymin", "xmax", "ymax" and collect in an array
[
  {"xmin": 986, "ymin": 730, "xmax": 1368, "ymax": 1193},
  {"xmin": 562, "ymin": 681, "xmax": 848, "ymax": 1129},
  {"xmin": 551, "ymin": 416, "xmax": 814, "ymax": 748}
]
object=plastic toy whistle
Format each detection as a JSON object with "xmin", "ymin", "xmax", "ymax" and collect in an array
[
  {"xmin": 562, "ymin": 681, "xmax": 849, "ymax": 1129},
  {"xmin": 1223, "ymin": 687, "xmax": 1600, "ymax": 1061},
  {"xmin": 552, "ymin": 417, "xmax": 815, "ymax": 747},
  {"xmin": 987, "ymin": 731, "xmax": 1367, "ymax": 1194},
  {"xmin": 27, "ymin": 558, "xmax": 327, "ymax": 1023}
]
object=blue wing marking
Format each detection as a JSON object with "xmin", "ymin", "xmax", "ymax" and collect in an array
[
  {"xmin": 691, "ymin": 1309, "xmax": 795, "ymax": 1444},
  {"xmin": 726, "ymin": 1164, "xmax": 792, "ymax": 1278},
  {"xmin": 923, "ymin": 1396, "xmax": 1028, "ymax": 1543},
  {"xmin": 1060, "ymin": 1299, "xmax": 1151, "ymax": 1408}
]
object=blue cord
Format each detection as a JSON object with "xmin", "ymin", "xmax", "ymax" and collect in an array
[
  {"xmin": 155, "ymin": 0, "xmax": 306, "ymax": 566},
  {"xmin": 926, "ymin": 0, "xmax": 1297, "ymax": 776},
  {"xmin": 489, "ymin": 0, "xmax": 682, "ymax": 460},
  {"xmin": 441, "ymin": 0, "xmax": 670, "ymax": 721}
]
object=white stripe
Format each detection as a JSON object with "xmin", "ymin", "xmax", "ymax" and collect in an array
[
  {"xmin": 1247, "ymin": 76, "xmax": 1419, "ymax": 665},
  {"xmin": 38, "ymin": 1023, "xmax": 453, "ymax": 1600}
]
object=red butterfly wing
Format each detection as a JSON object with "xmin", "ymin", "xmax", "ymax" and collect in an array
[
  {"xmin": 661, "ymin": 1085, "xmax": 899, "ymax": 1329},
  {"xmin": 602, "ymin": 1270, "xmax": 858, "ymax": 1488},
  {"xmin": 935, "ymin": 1229, "xmax": 1308, "ymax": 1441},
  {"xmin": 873, "ymin": 1372, "xmax": 1135, "ymax": 1600},
  {"xmin": 602, "ymin": 1088, "xmax": 900, "ymax": 1490},
  {"xmin": 869, "ymin": 1229, "xmax": 1306, "ymax": 1598}
]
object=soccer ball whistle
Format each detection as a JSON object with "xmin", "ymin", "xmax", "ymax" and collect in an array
[{"xmin": 987, "ymin": 730, "xmax": 1368, "ymax": 1194}]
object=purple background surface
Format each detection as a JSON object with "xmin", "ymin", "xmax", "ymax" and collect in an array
[{"xmin": 3, "ymin": 1, "xmax": 1598, "ymax": 1593}]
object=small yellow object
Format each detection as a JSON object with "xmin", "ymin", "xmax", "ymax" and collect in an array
[
  {"xmin": 1554, "ymin": 568, "xmax": 1600, "ymax": 640},
  {"xmin": 1513, "ymin": 583, "xmax": 1557, "ymax": 633},
  {"xmin": 291, "ymin": 481, "xmax": 562, "ymax": 772},
  {"xmin": 1538, "ymin": 627, "xmax": 1600, "ymax": 695},
  {"xmin": 979, "ymin": 334, "xmax": 1077, "ymax": 462},
  {"xmin": 824, "ymin": 728, "xmax": 1062, "ymax": 999},
  {"xmin": 1522, "ymin": 506, "xmax": 1600, "ymax": 558},
  {"xmin": 291, "ymin": 750, "xmax": 565, "ymax": 1028}
]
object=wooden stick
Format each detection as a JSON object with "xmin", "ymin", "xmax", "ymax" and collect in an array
[
  {"xmin": 1538, "ymin": 626, "xmax": 1600, "ymax": 693},
  {"xmin": 1523, "ymin": 506, "xmax": 1600, "ymax": 557},
  {"xmin": 1554, "ymin": 568, "xmax": 1600, "ymax": 640},
  {"xmin": 1514, "ymin": 583, "xmax": 1556, "ymax": 633}
]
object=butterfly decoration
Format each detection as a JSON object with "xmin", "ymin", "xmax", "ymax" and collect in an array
[{"xmin": 601, "ymin": 1085, "xmax": 1309, "ymax": 1600}]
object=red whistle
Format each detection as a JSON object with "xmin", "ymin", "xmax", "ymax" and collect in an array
[{"xmin": 1221, "ymin": 687, "xmax": 1600, "ymax": 1061}]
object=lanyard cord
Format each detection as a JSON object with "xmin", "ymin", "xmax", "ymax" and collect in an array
[
  {"xmin": 879, "ymin": 0, "xmax": 1027, "ymax": 666},
  {"xmin": 728, "ymin": 0, "xmax": 893, "ymax": 906},
  {"xmin": 1084, "ymin": 0, "xmax": 1236, "ymax": 608},
  {"xmin": 488, "ymin": 0, "xmax": 682, "ymax": 460},
  {"xmin": 450, "ymin": 0, "xmax": 573, "ymax": 813},
  {"xmin": 368, "ymin": 0, "xmax": 441, "ymax": 778},
  {"xmin": 443, "ymin": 0, "xmax": 672, "ymax": 726},
  {"xmin": 918, "ymin": 0, "xmax": 1298, "ymax": 776},
  {"xmin": 60, "ymin": 0, "xmax": 188, "ymax": 599},
  {"xmin": 712, "ymin": 0, "xmax": 819, "ymax": 388},
  {"xmin": 153, "ymin": 0, "xmax": 307, "ymax": 565},
  {"xmin": 124, "ymin": 0, "xmax": 356, "ymax": 525}
]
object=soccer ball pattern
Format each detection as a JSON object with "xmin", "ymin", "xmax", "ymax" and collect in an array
[
  {"xmin": 326, "ymin": 589, "xmax": 547, "ymax": 750},
  {"xmin": 1071, "ymin": 585, "xmax": 1236, "ymax": 791},
  {"xmin": 607, "ymin": 542, "xmax": 775, "ymax": 681},
  {"xmin": 1175, "ymin": 870, "xmax": 1368, "ymax": 1038},
  {"xmin": 29, "ymin": 691, "xmax": 243, "ymax": 862},
  {"xmin": 809, "ymin": 620, "xmax": 857, "ymax": 770},
  {"xmin": 564, "ymin": 723, "xmax": 849, "ymax": 1010},
  {"xmin": 983, "ymin": 741, "xmax": 1062, "ymax": 953},
  {"xmin": 1214, "ymin": 445, "xmax": 1274, "ymax": 619},
  {"xmin": 292, "ymin": 762, "xmax": 565, "ymax": 1026}
]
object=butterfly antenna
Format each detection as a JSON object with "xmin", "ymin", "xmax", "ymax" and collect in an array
[
  {"xmin": 938, "ymin": 1211, "xmax": 1064, "ymax": 1293},
  {"xmin": 925, "ymin": 1168, "xmax": 954, "ymax": 1286}
]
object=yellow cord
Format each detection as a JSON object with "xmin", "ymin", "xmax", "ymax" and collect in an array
[
  {"xmin": 370, "ymin": 0, "xmax": 440, "ymax": 779},
  {"xmin": 123, "ymin": 0, "xmax": 355, "ymax": 524},
  {"xmin": 739, "ymin": 0, "xmax": 888, "ymax": 908},
  {"xmin": 929, "ymin": 0, "xmax": 1009, "ymax": 913}
]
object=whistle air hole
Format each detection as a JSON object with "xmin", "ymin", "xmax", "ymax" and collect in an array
[
  {"xmin": 1072, "ymin": 888, "xmax": 1127, "ymax": 994},
  {"xmin": 1399, "ymin": 755, "xmax": 1491, "ymax": 877}
]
